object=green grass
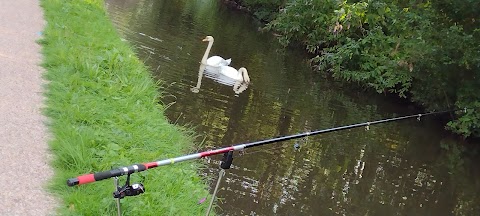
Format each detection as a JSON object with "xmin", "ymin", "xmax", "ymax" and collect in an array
[{"xmin": 40, "ymin": 0, "xmax": 212, "ymax": 215}]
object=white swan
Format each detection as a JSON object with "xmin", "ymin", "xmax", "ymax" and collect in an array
[
  {"xmin": 219, "ymin": 66, "xmax": 250, "ymax": 84},
  {"xmin": 201, "ymin": 36, "xmax": 231, "ymax": 67}
]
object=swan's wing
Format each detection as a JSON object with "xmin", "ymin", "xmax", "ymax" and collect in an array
[
  {"xmin": 219, "ymin": 66, "xmax": 242, "ymax": 80},
  {"xmin": 207, "ymin": 56, "xmax": 231, "ymax": 66}
]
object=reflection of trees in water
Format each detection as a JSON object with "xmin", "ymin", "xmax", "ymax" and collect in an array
[{"xmin": 205, "ymin": 87, "xmax": 479, "ymax": 215}]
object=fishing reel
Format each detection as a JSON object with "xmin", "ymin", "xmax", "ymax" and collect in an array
[{"xmin": 113, "ymin": 174, "xmax": 145, "ymax": 199}]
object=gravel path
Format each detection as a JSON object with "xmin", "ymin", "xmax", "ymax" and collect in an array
[{"xmin": 0, "ymin": 0, "xmax": 57, "ymax": 215}]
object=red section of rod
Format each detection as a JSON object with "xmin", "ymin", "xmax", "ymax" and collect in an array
[
  {"xmin": 77, "ymin": 174, "xmax": 95, "ymax": 185},
  {"xmin": 144, "ymin": 162, "xmax": 158, "ymax": 169},
  {"xmin": 199, "ymin": 147, "xmax": 234, "ymax": 157}
]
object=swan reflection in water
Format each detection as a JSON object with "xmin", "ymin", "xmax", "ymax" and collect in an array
[{"xmin": 191, "ymin": 63, "xmax": 249, "ymax": 95}]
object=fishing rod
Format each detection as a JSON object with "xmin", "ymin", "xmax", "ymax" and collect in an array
[{"xmin": 67, "ymin": 108, "xmax": 467, "ymax": 187}]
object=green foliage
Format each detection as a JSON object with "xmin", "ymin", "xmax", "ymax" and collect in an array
[
  {"xmin": 237, "ymin": 0, "xmax": 286, "ymax": 21},
  {"xmin": 254, "ymin": 0, "xmax": 480, "ymax": 137},
  {"xmin": 40, "ymin": 0, "xmax": 211, "ymax": 215},
  {"xmin": 448, "ymin": 102, "xmax": 480, "ymax": 137},
  {"xmin": 266, "ymin": 0, "xmax": 337, "ymax": 47}
]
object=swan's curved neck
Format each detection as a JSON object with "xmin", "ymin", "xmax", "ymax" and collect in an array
[
  {"xmin": 201, "ymin": 40, "xmax": 214, "ymax": 64},
  {"xmin": 239, "ymin": 68, "xmax": 250, "ymax": 83}
]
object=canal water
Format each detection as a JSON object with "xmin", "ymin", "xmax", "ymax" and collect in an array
[{"xmin": 105, "ymin": 0, "xmax": 480, "ymax": 215}]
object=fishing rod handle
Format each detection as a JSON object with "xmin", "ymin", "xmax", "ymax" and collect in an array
[
  {"xmin": 67, "ymin": 146, "xmax": 244, "ymax": 186},
  {"xmin": 67, "ymin": 163, "xmax": 155, "ymax": 186}
]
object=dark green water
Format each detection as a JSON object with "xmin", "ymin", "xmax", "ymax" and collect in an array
[{"xmin": 105, "ymin": 0, "xmax": 480, "ymax": 215}]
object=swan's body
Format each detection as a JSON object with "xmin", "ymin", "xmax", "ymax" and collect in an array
[
  {"xmin": 201, "ymin": 36, "xmax": 231, "ymax": 67},
  {"xmin": 218, "ymin": 66, "xmax": 250, "ymax": 84},
  {"xmin": 206, "ymin": 56, "xmax": 231, "ymax": 66}
]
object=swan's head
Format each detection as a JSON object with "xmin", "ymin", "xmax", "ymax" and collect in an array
[
  {"xmin": 239, "ymin": 67, "xmax": 250, "ymax": 84},
  {"xmin": 202, "ymin": 36, "xmax": 214, "ymax": 42}
]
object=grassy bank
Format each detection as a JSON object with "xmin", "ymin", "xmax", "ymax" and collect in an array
[{"xmin": 40, "ymin": 0, "xmax": 210, "ymax": 215}]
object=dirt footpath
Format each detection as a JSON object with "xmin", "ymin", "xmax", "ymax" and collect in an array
[{"xmin": 0, "ymin": 0, "xmax": 57, "ymax": 215}]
